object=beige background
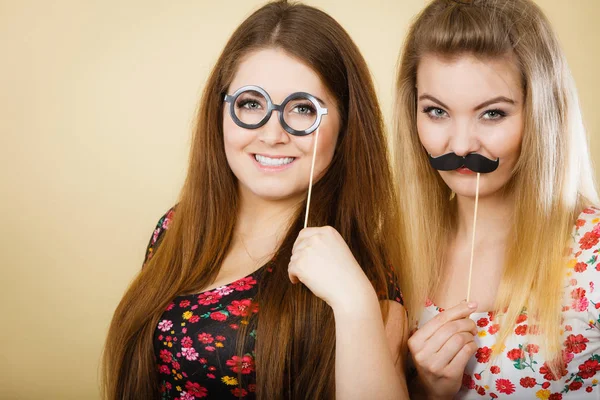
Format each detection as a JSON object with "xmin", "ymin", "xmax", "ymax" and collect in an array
[{"xmin": 1, "ymin": 0, "xmax": 597, "ymax": 398}]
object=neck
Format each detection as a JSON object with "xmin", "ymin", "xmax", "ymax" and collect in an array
[
  {"xmin": 454, "ymin": 190, "xmax": 513, "ymax": 246},
  {"xmin": 235, "ymin": 186, "xmax": 303, "ymax": 242}
]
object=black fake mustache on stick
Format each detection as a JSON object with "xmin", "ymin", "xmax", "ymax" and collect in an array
[{"xmin": 428, "ymin": 152, "xmax": 499, "ymax": 173}]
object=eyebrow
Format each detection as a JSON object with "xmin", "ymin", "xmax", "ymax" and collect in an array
[
  {"xmin": 418, "ymin": 94, "xmax": 516, "ymax": 111},
  {"xmin": 315, "ymin": 96, "xmax": 326, "ymax": 106}
]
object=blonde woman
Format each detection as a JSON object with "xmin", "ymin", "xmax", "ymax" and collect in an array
[{"xmin": 394, "ymin": 0, "xmax": 600, "ymax": 398}]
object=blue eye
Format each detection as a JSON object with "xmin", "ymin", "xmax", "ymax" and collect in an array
[
  {"xmin": 238, "ymin": 100, "xmax": 262, "ymax": 110},
  {"xmin": 482, "ymin": 109, "xmax": 506, "ymax": 120},
  {"xmin": 292, "ymin": 104, "xmax": 316, "ymax": 115},
  {"xmin": 423, "ymin": 107, "xmax": 448, "ymax": 119}
]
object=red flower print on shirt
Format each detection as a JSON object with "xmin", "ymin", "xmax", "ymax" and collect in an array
[
  {"xmin": 226, "ymin": 355, "xmax": 255, "ymax": 374},
  {"xmin": 516, "ymin": 314, "xmax": 528, "ymax": 323},
  {"xmin": 230, "ymin": 276, "xmax": 257, "ymax": 291},
  {"xmin": 549, "ymin": 394, "xmax": 563, "ymax": 400},
  {"xmin": 578, "ymin": 359, "xmax": 600, "ymax": 379},
  {"xmin": 579, "ymin": 231, "xmax": 600, "ymax": 250},
  {"xmin": 231, "ymin": 388, "xmax": 248, "ymax": 397},
  {"xmin": 496, "ymin": 378, "xmax": 516, "ymax": 394},
  {"xmin": 197, "ymin": 333, "xmax": 214, "ymax": 344},
  {"xmin": 159, "ymin": 349, "xmax": 173, "ymax": 363},
  {"xmin": 571, "ymin": 287, "xmax": 586, "ymax": 300},
  {"xmin": 540, "ymin": 363, "xmax": 567, "ymax": 381},
  {"xmin": 209, "ymin": 311, "xmax": 227, "ymax": 321},
  {"xmin": 574, "ymin": 262, "xmax": 588, "ymax": 273},
  {"xmin": 476, "ymin": 347, "xmax": 492, "ymax": 363},
  {"xmin": 179, "ymin": 299, "xmax": 191, "ymax": 308},
  {"xmin": 525, "ymin": 344, "xmax": 539, "ymax": 355},
  {"xmin": 576, "ymin": 219, "xmax": 586, "ymax": 227},
  {"xmin": 462, "ymin": 373, "xmax": 475, "ymax": 389},
  {"xmin": 490, "ymin": 366, "xmax": 501, "ymax": 374},
  {"xmin": 507, "ymin": 348, "xmax": 525, "ymax": 361},
  {"xmin": 162, "ymin": 209, "xmax": 174, "ymax": 229},
  {"xmin": 569, "ymin": 381, "xmax": 583, "ymax": 391},
  {"xmin": 477, "ymin": 318, "xmax": 489, "ymax": 327},
  {"xmin": 185, "ymin": 381, "xmax": 208, "ymax": 398},
  {"xmin": 565, "ymin": 334, "xmax": 589, "ymax": 354},
  {"xmin": 197, "ymin": 292, "xmax": 222, "ymax": 306},
  {"xmin": 515, "ymin": 325, "xmax": 528, "ymax": 335},
  {"xmin": 520, "ymin": 377, "xmax": 537, "ymax": 388},
  {"xmin": 488, "ymin": 324, "xmax": 500, "ymax": 335},
  {"xmin": 227, "ymin": 299, "xmax": 258, "ymax": 317},
  {"xmin": 159, "ymin": 365, "xmax": 170, "ymax": 374}
]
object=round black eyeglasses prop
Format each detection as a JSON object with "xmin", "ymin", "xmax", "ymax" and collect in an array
[{"xmin": 223, "ymin": 85, "xmax": 328, "ymax": 136}]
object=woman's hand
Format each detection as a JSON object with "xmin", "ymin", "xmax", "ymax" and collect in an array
[
  {"xmin": 288, "ymin": 226, "xmax": 375, "ymax": 313},
  {"xmin": 408, "ymin": 301, "xmax": 478, "ymax": 400}
]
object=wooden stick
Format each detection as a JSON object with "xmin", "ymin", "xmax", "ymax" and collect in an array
[
  {"xmin": 304, "ymin": 127, "xmax": 320, "ymax": 229},
  {"xmin": 466, "ymin": 172, "xmax": 481, "ymax": 302}
]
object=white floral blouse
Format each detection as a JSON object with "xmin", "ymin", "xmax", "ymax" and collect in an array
[{"xmin": 418, "ymin": 207, "xmax": 600, "ymax": 399}]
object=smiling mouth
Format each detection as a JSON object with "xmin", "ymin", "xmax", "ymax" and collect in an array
[{"xmin": 254, "ymin": 154, "xmax": 296, "ymax": 167}]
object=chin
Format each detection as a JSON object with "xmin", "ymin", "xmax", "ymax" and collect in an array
[
  {"xmin": 247, "ymin": 185, "xmax": 305, "ymax": 202},
  {"xmin": 448, "ymin": 181, "xmax": 507, "ymax": 199}
]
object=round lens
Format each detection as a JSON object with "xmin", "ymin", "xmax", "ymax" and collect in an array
[
  {"xmin": 283, "ymin": 97, "xmax": 318, "ymax": 132},
  {"xmin": 233, "ymin": 90, "xmax": 269, "ymax": 126}
]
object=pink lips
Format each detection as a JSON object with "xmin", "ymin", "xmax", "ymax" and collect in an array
[{"xmin": 456, "ymin": 167, "xmax": 474, "ymax": 175}]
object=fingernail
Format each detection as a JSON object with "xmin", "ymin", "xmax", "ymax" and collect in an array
[{"xmin": 467, "ymin": 302, "xmax": 477, "ymax": 309}]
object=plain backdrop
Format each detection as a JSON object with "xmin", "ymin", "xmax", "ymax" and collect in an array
[{"xmin": 1, "ymin": 1, "xmax": 598, "ymax": 398}]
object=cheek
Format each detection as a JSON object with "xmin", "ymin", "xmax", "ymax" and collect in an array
[
  {"xmin": 314, "ymin": 123, "xmax": 339, "ymax": 171},
  {"xmin": 482, "ymin": 119, "xmax": 523, "ymax": 162},
  {"xmin": 222, "ymin": 117, "xmax": 255, "ymax": 156},
  {"xmin": 416, "ymin": 116, "xmax": 448, "ymax": 153}
]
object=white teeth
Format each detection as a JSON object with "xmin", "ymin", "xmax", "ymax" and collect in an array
[{"xmin": 254, "ymin": 154, "xmax": 295, "ymax": 166}]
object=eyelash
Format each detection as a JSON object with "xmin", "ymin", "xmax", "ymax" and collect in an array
[
  {"xmin": 421, "ymin": 107, "xmax": 507, "ymax": 121},
  {"xmin": 236, "ymin": 99, "xmax": 262, "ymax": 109},
  {"xmin": 291, "ymin": 103, "xmax": 316, "ymax": 114}
]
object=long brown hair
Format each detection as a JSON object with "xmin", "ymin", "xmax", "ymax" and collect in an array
[
  {"xmin": 102, "ymin": 1, "xmax": 401, "ymax": 398},
  {"xmin": 393, "ymin": 0, "xmax": 598, "ymax": 373}
]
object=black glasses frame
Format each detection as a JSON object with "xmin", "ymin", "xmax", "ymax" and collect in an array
[{"xmin": 223, "ymin": 85, "xmax": 328, "ymax": 136}]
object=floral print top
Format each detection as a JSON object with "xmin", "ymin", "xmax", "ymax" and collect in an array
[
  {"xmin": 417, "ymin": 207, "xmax": 600, "ymax": 399},
  {"xmin": 145, "ymin": 208, "xmax": 403, "ymax": 399}
]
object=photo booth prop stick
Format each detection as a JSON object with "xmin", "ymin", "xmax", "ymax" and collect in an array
[
  {"xmin": 427, "ymin": 152, "xmax": 499, "ymax": 301},
  {"xmin": 304, "ymin": 127, "xmax": 321, "ymax": 228}
]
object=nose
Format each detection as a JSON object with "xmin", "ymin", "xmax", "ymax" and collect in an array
[
  {"xmin": 257, "ymin": 112, "xmax": 290, "ymax": 146},
  {"xmin": 448, "ymin": 120, "xmax": 479, "ymax": 156}
]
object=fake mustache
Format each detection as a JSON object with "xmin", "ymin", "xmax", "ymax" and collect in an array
[{"xmin": 428, "ymin": 152, "xmax": 499, "ymax": 173}]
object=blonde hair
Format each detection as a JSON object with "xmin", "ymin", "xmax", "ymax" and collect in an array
[{"xmin": 393, "ymin": 0, "xmax": 598, "ymax": 373}]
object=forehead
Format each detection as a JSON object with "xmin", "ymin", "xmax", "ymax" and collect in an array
[
  {"xmin": 228, "ymin": 48, "xmax": 329, "ymax": 103},
  {"xmin": 416, "ymin": 53, "xmax": 523, "ymax": 104}
]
